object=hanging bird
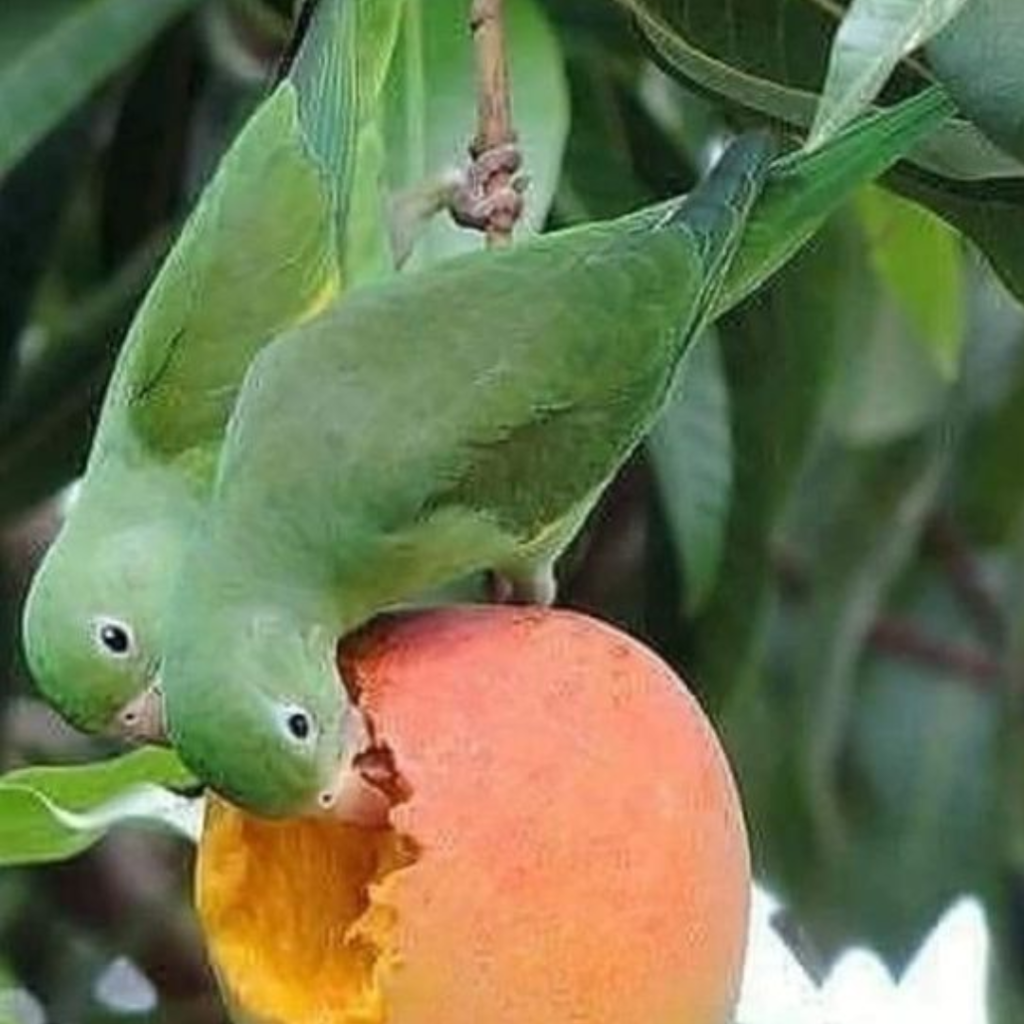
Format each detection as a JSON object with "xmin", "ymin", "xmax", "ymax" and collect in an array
[
  {"xmin": 21, "ymin": 0, "xmax": 406, "ymax": 741},
  {"xmin": 158, "ymin": 130, "xmax": 775, "ymax": 819},
  {"xmin": 161, "ymin": 86, "xmax": 959, "ymax": 821},
  {"xmin": 22, "ymin": 62, "xmax": 950, "ymax": 759},
  {"xmin": 159, "ymin": 86, "xmax": 956, "ymax": 820}
]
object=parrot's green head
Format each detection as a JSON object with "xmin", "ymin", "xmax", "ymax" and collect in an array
[
  {"xmin": 164, "ymin": 595, "xmax": 351, "ymax": 819},
  {"xmin": 22, "ymin": 506, "xmax": 184, "ymax": 739}
]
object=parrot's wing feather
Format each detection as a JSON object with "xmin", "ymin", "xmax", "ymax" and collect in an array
[
  {"xmin": 290, "ymin": 0, "xmax": 402, "ymax": 245},
  {"xmin": 417, "ymin": 132, "xmax": 777, "ymax": 544},
  {"xmin": 207, "ymin": 134, "xmax": 772, "ymax": 590},
  {"xmin": 95, "ymin": 0, "xmax": 401, "ymax": 464},
  {"xmin": 665, "ymin": 129, "xmax": 776, "ymax": 328},
  {"xmin": 719, "ymin": 86, "xmax": 955, "ymax": 313}
]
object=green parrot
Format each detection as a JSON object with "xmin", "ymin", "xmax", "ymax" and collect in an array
[
  {"xmin": 157, "ymin": 131, "xmax": 774, "ymax": 818},
  {"xmin": 22, "ymin": 47, "xmax": 949, "ymax": 762},
  {"xmin": 21, "ymin": 0, "xmax": 406, "ymax": 741},
  {"xmin": 162, "ymin": 87, "xmax": 959, "ymax": 821}
]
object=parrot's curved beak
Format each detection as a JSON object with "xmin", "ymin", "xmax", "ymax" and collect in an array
[
  {"xmin": 318, "ymin": 764, "xmax": 392, "ymax": 828},
  {"xmin": 113, "ymin": 681, "xmax": 168, "ymax": 746},
  {"xmin": 313, "ymin": 707, "xmax": 398, "ymax": 828}
]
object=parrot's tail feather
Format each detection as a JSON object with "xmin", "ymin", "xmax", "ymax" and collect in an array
[
  {"xmin": 272, "ymin": 0, "xmax": 323, "ymax": 87},
  {"xmin": 668, "ymin": 130, "xmax": 777, "ymax": 331}
]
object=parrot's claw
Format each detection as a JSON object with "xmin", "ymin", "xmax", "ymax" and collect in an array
[
  {"xmin": 114, "ymin": 682, "xmax": 167, "ymax": 746},
  {"xmin": 488, "ymin": 564, "xmax": 558, "ymax": 606},
  {"xmin": 448, "ymin": 142, "xmax": 526, "ymax": 234}
]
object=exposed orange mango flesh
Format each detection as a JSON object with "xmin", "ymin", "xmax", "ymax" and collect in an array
[
  {"xmin": 196, "ymin": 797, "xmax": 414, "ymax": 1024},
  {"xmin": 197, "ymin": 606, "xmax": 750, "ymax": 1024}
]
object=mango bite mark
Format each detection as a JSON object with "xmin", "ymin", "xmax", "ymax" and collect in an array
[
  {"xmin": 196, "ymin": 606, "xmax": 750, "ymax": 1024},
  {"xmin": 196, "ymin": 796, "xmax": 417, "ymax": 1024}
]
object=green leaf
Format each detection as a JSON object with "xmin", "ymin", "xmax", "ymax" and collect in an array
[
  {"xmin": 858, "ymin": 186, "xmax": 965, "ymax": 378},
  {"xmin": 621, "ymin": 0, "xmax": 1022, "ymax": 182},
  {"xmin": 383, "ymin": 0, "xmax": 568, "ymax": 266},
  {"xmin": 928, "ymin": 0, "xmax": 1024, "ymax": 162},
  {"xmin": 0, "ymin": 748, "xmax": 198, "ymax": 867},
  {"xmin": 728, "ymin": 434, "xmax": 970, "ymax": 969},
  {"xmin": 0, "ymin": 0, "xmax": 199, "ymax": 178},
  {"xmin": 956, "ymin": 343, "xmax": 1024, "ymax": 543},
  {"xmin": 828, "ymin": 294, "xmax": 948, "ymax": 444},
  {"xmin": 690, "ymin": 219, "xmax": 858, "ymax": 706},
  {"xmin": 649, "ymin": 333, "xmax": 732, "ymax": 615},
  {"xmin": 793, "ymin": 553, "xmax": 996, "ymax": 966},
  {"xmin": 890, "ymin": 169, "xmax": 1024, "ymax": 309},
  {"xmin": 810, "ymin": 0, "xmax": 971, "ymax": 150},
  {"xmin": 0, "ymin": 985, "xmax": 44, "ymax": 1024},
  {"xmin": 0, "ymin": 236, "xmax": 166, "ymax": 523},
  {"xmin": 788, "ymin": 438, "xmax": 949, "ymax": 855},
  {"xmin": 622, "ymin": 0, "xmax": 839, "ymax": 124},
  {"xmin": 841, "ymin": 617, "xmax": 998, "ymax": 962},
  {"xmin": 825, "ymin": 243, "xmax": 949, "ymax": 445},
  {"xmin": 554, "ymin": 48, "xmax": 682, "ymax": 225}
]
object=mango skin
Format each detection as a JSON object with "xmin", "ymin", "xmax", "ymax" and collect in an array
[
  {"xmin": 344, "ymin": 605, "xmax": 750, "ymax": 1024},
  {"xmin": 198, "ymin": 605, "xmax": 750, "ymax": 1024}
]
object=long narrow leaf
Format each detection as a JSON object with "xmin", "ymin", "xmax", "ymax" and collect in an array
[
  {"xmin": 810, "ymin": 0, "xmax": 973, "ymax": 149},
  {"xmin": 0, "ymin": 0, "xmax": 198, "ymax": 178},
  {"xmin": 649, "ymin": 333, "xmax": 733, "ymax": 615}
]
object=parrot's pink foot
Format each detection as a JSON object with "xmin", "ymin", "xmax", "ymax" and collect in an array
[
  {"xmin": 448, "ymin": 142, "xmax": 525, "ymax": 234},
  {"xmin": 488, "ymin": 564, "xmax": 557, "ymax": 607}
]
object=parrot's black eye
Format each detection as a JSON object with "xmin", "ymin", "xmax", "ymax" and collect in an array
[
  {"xmin": 286, "ymin": 711, "xmax": 312, "ymax": 741},
  {"xmin": 93, "ymin": 619, "xmax": 134, "ymax": 659},
  {"xmin": 276, "ymin": 703, "xmax": 316, "ymax": 746}
]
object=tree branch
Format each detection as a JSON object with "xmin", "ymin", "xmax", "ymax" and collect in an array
[
  {"xmin": 773, "ymin": 543, "xmax": 1006, "ymax": 693},
  {"xmin": 469, "ymin": 0, "xmax": 519, "ymax": 247},
  {"xmin": 924, "ymin": 512, "xmax": 1007, "ymax": 648},
  {"xmin": 868, "ymin": 616, "xmax": 1004, "ymax": 692}
]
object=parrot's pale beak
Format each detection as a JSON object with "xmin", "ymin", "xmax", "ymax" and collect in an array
[
  {"xmin": 314, "ymin": 707, "xmax": 398, "ymax": 828},
  {"xmin": 114, "ymin": 681, "xmax": 168, "ymax": 746},
  {"xmin": 317, "ymin": 765, "xmax": 392, "ymax": 828}
]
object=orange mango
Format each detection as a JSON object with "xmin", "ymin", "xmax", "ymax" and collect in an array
[{"xmin": 197, "ymin": 606, "xmax": 749, "ymax": 1024}]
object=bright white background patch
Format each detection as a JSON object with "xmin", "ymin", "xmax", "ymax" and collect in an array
[{"xmin": 738, "ymin": 885, "xmax": 990, "ymax": 1024}]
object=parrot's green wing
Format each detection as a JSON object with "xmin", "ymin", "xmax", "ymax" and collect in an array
[
  {"xmin": 204, "ymin": 90, "xmax": 956, "ymax": 606},
  {"xmin": 209, "ymin": 85, "xmax": 957, "ymax": 575},
  {"xmin": 406, "ymin": 133, "xmax": 773, "ymax": 562},
  {"xmin": 203, "ymin": 134, "xmax": 774, "ymax": 604},
  {"xmin": 159, "ymin": 134, "xmax": 775, "ymax": 819},
  {"xmin": 20, "ymin": 0, "xmax": 406, "ymax": 738},
  {"xmin": 719, "ymin": 86, "xmax": 957, "ymax": 313},
  {"xmin": 97, "ymin": 0, "xmax": 404, "ymax": 465}
]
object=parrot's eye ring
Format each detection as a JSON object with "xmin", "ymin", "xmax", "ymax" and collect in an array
[
  {"xmin": 93, "ymin": 619, "xmax": 135, "ymax": 659},
  {"xmin": 284, "ymin": 709, "xmax": 313, "ymax": 742}
]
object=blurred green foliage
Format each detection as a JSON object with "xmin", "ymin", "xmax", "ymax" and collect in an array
[{"xmin": 3, "ymin": 0, "xmax": 1024, "ymax": 1021}]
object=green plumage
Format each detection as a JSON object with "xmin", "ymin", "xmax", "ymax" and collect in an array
[
  {"xmin": 22, "ymin": 54, "xmax": 950, "ymax": 784},
  {"xmin": 157, "ymin": 89, "xmax": 955, "ymax": 819},
  {"xmin": 22, "ymin": 0, "xmax": 405, "ymax": 734},
  {"xmin": 162, "ymin": 133, "xmax": 775, "ymax": 816}
]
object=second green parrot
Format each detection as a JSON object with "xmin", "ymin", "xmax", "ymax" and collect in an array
[{"xmin": 21, "ymin": 0, "xmax": 404, "ymax": 739}]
